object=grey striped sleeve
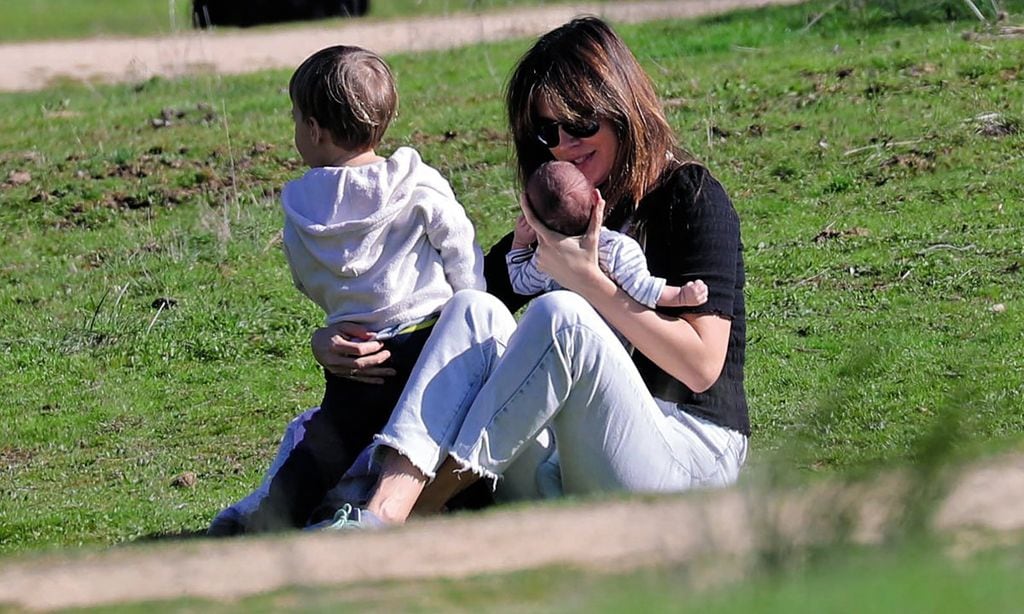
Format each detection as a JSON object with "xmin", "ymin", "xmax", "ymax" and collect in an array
[
  {"xmin": 598, "ymin": 231, "xmax": 665, "ymax": 308},
  {"xmin": 506, "ymin": 247, "xmax": 559, "ymax": 296}
]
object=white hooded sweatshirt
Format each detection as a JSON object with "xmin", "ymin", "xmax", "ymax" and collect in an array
[{"xmin": 281, "ymin": 147, "xmax": 485, "ymax": 333}]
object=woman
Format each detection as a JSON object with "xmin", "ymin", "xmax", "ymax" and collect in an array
[{"xmin": 314, "ymin": 16, "xmax": 750, "ymax": 527}]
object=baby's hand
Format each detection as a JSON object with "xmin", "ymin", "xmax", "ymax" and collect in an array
[
  {"xmin": 511, "ymin": 213, "xmax": 537, "ymax": 249},
  {"xmin": 658, "ymin": 280, "xmax": 708, "ymax": 307},
  {"xmin": 678, "ymin": 280, "xmax": 708, "ymax": 306}
]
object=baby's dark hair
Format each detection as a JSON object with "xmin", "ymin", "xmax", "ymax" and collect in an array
[
  {"xmin": 289, "ymin": 45, "xmax": 397, "ymax": 151},
  {"xmin": 525, "ymin": 161, "xmax": 596, "ymax": 236}
]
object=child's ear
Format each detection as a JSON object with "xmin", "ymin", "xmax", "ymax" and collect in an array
[{"xmin": 306, "ymin": 116, "xmax": 323, "ymax": 143}]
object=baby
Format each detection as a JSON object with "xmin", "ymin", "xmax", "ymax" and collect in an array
[{"xmin": 508, "ymin": 160, "xmax": 707, "ymax": 313}]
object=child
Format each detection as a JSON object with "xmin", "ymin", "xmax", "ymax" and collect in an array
[
  {"xmin": 508, "ymin": 160, "xmax": 707, "ymax": 314},
  {"xmin": 228, "ymin": 45, "xmax": 484, "ymax": 534}
]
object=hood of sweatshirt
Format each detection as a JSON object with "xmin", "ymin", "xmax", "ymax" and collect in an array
[{"xmin": 281, "ymin": 147, "xmax": 452, "ymax": 277}]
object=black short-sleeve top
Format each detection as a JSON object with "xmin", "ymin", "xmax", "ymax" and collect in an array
[{"xmin": 630, "ymin": 163, "xmax": 749, "ymax": 436}]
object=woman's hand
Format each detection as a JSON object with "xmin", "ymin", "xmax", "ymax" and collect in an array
[
  {"xmin": 520, "ymin": 191, "xmax": 606, "ymax": 293},
  {"xmin": 311, "ymin": 322, "xmax": 396, "ymax": 384}
]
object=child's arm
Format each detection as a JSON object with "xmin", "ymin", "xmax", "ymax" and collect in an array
[
  {"xmin": 423, "ymin": 190, "xmax": 486, "ymax": 292},
  {"xmin": 507, "ymin": 213, "xmax": 557, "ymax": 296},
  {"xmin": 605, "ymin": 235, "xmax": 709, "ymax": 309},
  {"xmin": 506, "ymin": 246, "xmax": 558, "ymax": 296},
  {"xmin": 600, "ymin": 233, "xmax": 665, "ymax": 308},
  {"xmin": 657, "ymin": 280, "xmax": 709, "ymax": 308},
  {"xmin": 282, "ymin": 225, "xmax": 309, "ymax": 296}
]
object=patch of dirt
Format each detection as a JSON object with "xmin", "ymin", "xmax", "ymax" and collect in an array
[
  {"xmin": 0, "ymin": 447, "xmax": 34, "ymax": 471},
  {"xmin": 0, "ymin": 0, "xmax": 805, "ymax": 93}
]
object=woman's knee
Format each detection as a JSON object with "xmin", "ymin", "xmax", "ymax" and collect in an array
[
  {"xmin": 519, "ymin": 290, "xmax": 602, "ymax": 331},
  {"xmin": 442, "ymin": 289, "xmax": 517, "ymax": 339},
  {"xmin": 447, "ymin": 288, "xmax": 506, "ymax": 316}
]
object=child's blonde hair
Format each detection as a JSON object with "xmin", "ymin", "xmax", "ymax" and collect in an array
[{"xmin": 289, "ymin": 45, "xmax": 398, "ymax": 150}]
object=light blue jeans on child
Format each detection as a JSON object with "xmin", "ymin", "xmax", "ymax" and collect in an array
[{"xmin": 374, "ymin": 289, "xmax": 748, "ymax": 496}]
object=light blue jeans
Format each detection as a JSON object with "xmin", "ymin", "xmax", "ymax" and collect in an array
[{"xmin": 375, "ymin": 289, "xmax": 748, "ymax": 496}]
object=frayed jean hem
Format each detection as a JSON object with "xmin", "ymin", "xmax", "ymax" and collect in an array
[
  {"xmin": 450, "ymin": 449, "xmax": 501, "ymax": 491},
  {"xmin": 371, "ymin": 434, "xmax": 440, "ymax": 482}
]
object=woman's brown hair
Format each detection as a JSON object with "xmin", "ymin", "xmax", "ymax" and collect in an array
[{"xmin": 506, "ymin": 17, "xmax": 692, "ymax": 230}]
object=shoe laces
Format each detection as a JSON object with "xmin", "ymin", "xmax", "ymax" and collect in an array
[{"xmin": 327, "ymin": 503, "xmax": 356, "ymax": 529}]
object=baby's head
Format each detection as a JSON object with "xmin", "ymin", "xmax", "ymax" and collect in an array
[
  {"xmin": 289, "ymin": 45, "xmax": 397, "ymax": 153},
  {"xmin": 525, "ymin": 161, "xmax": 597, "ymax": 236}
]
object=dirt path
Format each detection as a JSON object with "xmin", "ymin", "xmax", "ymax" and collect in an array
[
  {"xmin": 1, "ymin": 453, "xmax": 1022, "ymax": 611},
  {"xmin": 0, "ymin": 0, "xmax": 805, "ymax": 92}
]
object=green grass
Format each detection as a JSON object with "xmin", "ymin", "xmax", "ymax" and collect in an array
[
  {"xmin": 1, "ymin": 0, "xmax": 1023, "ymax": 571},
  {"xmin": 0, "ymin": 0, "xmax": 623, "ymax": 43},
  {"xmin": 0, "ymin": 0, "xmax": 191, "ymax": 41}
]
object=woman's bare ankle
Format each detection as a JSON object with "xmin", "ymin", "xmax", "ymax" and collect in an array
[
  {"xmin": 365, "ymin": 450, "xmax": 429, "ymax": 524},
  {"xmin": 412, "ymin": 457, "xmax": 480, "ymax": 515},
  {"xmin": 367, "ymin": 497, "xmax": 414, "ymax": 524}
]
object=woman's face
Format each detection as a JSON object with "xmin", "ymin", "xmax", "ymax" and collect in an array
[{"xmin": 534, "ymin": 99, "xmax": 618, "ymax": 188}]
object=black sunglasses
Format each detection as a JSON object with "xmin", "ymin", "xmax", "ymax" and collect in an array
[{"xmin": 534, "ymin": 118, "xmax": 601, "ymax": 148}]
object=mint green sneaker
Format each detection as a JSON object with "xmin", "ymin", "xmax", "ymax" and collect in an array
[{"xmin": 311, "ymin": 503, "xmax": 384, "ymax": 531}]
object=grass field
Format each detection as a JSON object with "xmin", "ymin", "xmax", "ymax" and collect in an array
[
  {"xmin": 0, "ymin": 0, "xmax": 614, "ymax": 43},
  {"xmin": 1, "ymin": 0, "xmax": 1023, "ymax": 607}
]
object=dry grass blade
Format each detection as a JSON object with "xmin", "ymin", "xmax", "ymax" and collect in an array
[{"xmin": 843, "ymin": 138, "xmax": 927, "ymax": 156}]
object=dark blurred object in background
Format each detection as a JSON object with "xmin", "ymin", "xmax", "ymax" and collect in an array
[{"xmin": 192, "ymin": 0, "xmax": 369, "ymax": 28}]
